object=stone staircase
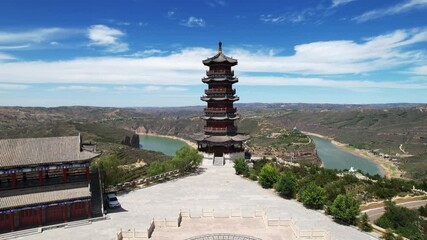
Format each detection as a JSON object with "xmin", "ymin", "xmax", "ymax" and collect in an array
[
  {"xmin": 213, "ymin": 157, "xmax": 224, "ymax": 166},
  {"xmin": 90, "ymin": 170, "xmax": 104, "ymax": 218}
]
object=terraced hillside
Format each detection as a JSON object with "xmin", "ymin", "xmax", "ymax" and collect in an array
[{"xmin": 1, "ymin": 104, "xmax": 426, "ymax": 179}]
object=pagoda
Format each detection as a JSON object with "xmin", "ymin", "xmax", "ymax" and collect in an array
[{"xmin": 193, "ymin": 42, "xmax": 250, "ymax": 166}]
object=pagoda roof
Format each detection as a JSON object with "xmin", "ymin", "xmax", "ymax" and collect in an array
[
  {"xmin": 0, "ymin": 135, "xmax": 100, "ymax": 169},
  {"xmin": 192, "ymin": 133, "xmax": 250, "ymax": 143},
  {"xmin": 202, "ymin": 42, "xmax": 237, "ymax": 66},
  {"xmin": 202, "ymin": 77, "xmax": 238, "ymax": 83},
  {"xmin": 201, "ymin": 115, "xmax": 240, "ymax": 120},
  {"xmin": 201, "ymin": 96, "xmax": 239, "ymax": 102}
]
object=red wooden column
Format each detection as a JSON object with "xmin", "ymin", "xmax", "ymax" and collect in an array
[
  {"xmin": 87, "ymin": 201, "xmax": 91, "ymax": 219},
  {"xmin": 38, "ymin": 171, "xmax": 43, "ymax": 186},
  {"xmin": 10, "ymin": 212, "xmax": 14, "ymax": 231},
  {"xmin": 37, "ymin": 208, "xmax": 42, "ymax": 226},
  {"xmin": 62, "ymin": 169, "xmax": 68, "ymax": 183},
  {"xmin": 62, "ymin": 205, "xmax": 68, "ymax": 222},
  {"xmin": 11, "ymin": 173, "xmax": 16, "ymax": 189},
  {"xmin": 85, "ymin": 167, "xmax": 90, "ymax": 180}
]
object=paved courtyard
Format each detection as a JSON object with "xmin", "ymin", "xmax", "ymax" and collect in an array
[{"xmin": 23, "ymin": 164, "xmax": 378, "ymax": 240}]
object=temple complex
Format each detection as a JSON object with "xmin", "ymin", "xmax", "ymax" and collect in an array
[
  {"xmin": 0, "ymin": 135, "xmax": 101, "ymax": 232},
  {"xmin": 193, "ymin": 42, "xmax": 250, "ymax": 165}
]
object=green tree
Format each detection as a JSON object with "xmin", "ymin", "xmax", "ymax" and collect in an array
[
  {"xmin": 358, "ymin": 213, "xmax": 373, "ymax": 232},
  {"xmin": 418, "ymin": 204, "xmax": 427, "ymax": 217},
  {"xmin": 171, "ymin": 146, "xmax": 203, "ymax": 171},
  {"xmin": 258, "ymin": 163, "xmax": 279, "ymax": 189},
  {"xmin": 375, "ymin": 201, "xmax": 424, "ymax": 240},
  {"xmin": 147, "ymin": 161, "xmax": 166, "ymax": 176},
  {"xmin": 97, "ymin": 154, "xmax": 124, "ymax": 187},
  {"xmin": 233, "ymin": 157, "xmax": 249, "ymax": 176},
  {"xmin": 299, "ymin": 182, "xmax": 326, "ymax": 209},
  {"xmin": 274, "ymin": 171, "xmax": 298, "ymax": 198},
  {"xmin": 330, "ymin": 194, "xmax": 361, "ymax": 225}
]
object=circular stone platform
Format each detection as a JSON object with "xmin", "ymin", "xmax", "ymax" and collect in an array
[{"xmin": 186, "ymin": 233, "xmax": 261, "ymax": 240}]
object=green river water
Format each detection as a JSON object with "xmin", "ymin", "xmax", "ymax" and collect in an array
[
  {"xmin": 139, "ymin": 135, "xmax": 187, "ymax": 156},
  {"xmin": 310, "ymin": 135, "xmax": 383, "ymax": 176},
  {"xmin": 139, "ymin": 134, "xmax": 383, "ymax": 176}
]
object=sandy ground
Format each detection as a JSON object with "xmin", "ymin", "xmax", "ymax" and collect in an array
[{"xmin": 302, "ymin": 131, "xmax": 401, "ymax": 178}]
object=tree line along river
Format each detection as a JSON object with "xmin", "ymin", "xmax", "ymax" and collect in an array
[{"xmin": 139, "ymin": 134, "xmax": 383, "ymax": 176}]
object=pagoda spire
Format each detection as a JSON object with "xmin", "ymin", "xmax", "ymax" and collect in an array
[{"xmin": 218, "ymin": 41, "xmax": 222, "ymax": 53}]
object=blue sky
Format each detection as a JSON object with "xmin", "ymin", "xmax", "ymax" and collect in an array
[{"xmin": 0, "ymin": 0, "xmax": 427, "ymax": 107}]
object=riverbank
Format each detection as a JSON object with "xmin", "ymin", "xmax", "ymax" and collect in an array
[
  {"xmin": 135, "ymin": 131, "xmax": 198, "ymax": 149},
  {"xmin": 302, "ymin": 131, "xmax": 401, "ymax": 178}
]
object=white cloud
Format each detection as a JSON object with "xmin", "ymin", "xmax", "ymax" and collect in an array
[
  {"xmin": 0, "ymin": 52, "xmax": 16, "ymax": 61},
  {"xmin": 126, "ymin": 49, "xmax": 167, "ymax": 57},
  {"xmin": 331, "ymin": 0, "xmax": 356, "ymax": 8},
  {"xmin": 167, "ymin": 11, "xmax": 175, "ymax": 18},
  {"xmin": 260, "ymin": 8, "xmax": 317, "ymax": 24},
  {"xmin": 114, "ymin": 85, "xmax": 187, "ymax": 93},
  {"xmin": 0, "ymin": 28, "xmax": 74, "ymax": 44},
  {"xmin": 353, "ymin": 0, "xmax": 427, "ymax": 22},
  {"xmin": 0, "ymin": 44, "xmax": 30, "ymax": 50},
  {"xmin": 87, "ymin": 25, "xmax": 129, "ymax": 53},
  {"xmin": 53, "ymin": 85, "xmax": 106, "ymax": 92},
  {"xmin": 164, "ymin": 86, "xmax": 188, "ymax": 91},
  {"xmin": 241, "ymin": 76, "xmax": 427, "ymax": 89},
  {"xmin": 180, "ymin": 17, "xmax": 206, "ymax": 27},
  {"xmin": 0, "ymin": 83, "xmax": 30, "ymax": 90},
  {"xmin": 205, "ymin": 0, "xmax": 226, "ymax": 7},
  {"xmin": 411, "ymin": 65, "xmax": 427, "ymax": 75},
  {"xmin": 260, "ymin": 14, "xmax": 286, "ymax": 23},
  {"xmin": 0, "ymin": 29, "xmax": 426, "ymax": 89}
]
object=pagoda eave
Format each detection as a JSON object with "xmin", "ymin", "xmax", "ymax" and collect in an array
[{"xmin": 201, "ymin": 96, "xmax": 240, "ymax": 102}]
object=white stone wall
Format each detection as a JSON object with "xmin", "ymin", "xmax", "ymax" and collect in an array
[{"xmin": 224, "ymin": 152, "xmax": 245, "ymax": 165}]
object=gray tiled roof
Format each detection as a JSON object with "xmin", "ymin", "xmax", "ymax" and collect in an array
[
  {"xmin": 203, "ymin": 52, "xmax": 238, "ymax": 66},
  {"xmin": 0, "ymin": 136, "xmax": 100, "ymax": 168},
  {"xmin": 192, "ymin": 134, "xmax": 250, "ymax": 143},
  {"xmin": 0, "ymin": 182, "xmax": 91, "ymax": 210}
]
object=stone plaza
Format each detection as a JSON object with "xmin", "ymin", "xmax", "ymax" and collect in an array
[{"xmin": 21, "ymin": 164, "xmax": 378, "ymax": 240}]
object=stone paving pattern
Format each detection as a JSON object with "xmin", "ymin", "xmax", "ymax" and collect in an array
[
  {"xmin": 186, "ymin": 233, "xmax": 261, "ymax": 240},
  {"xmin": 23, "ymin": 165, "xmax": 378, "ymax": 240}
]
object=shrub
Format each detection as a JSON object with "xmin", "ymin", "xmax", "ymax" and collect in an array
[
  {"xmin": 375, "ymin": 201, "xmax": 425, "ymax": 240},
  {"xmin": 258, "ymin": 163, "xmax": 279, "ymax": 188},
  {"xmin": 274, "ymin": 171, "xmax": 298, "ymax": 198},
  {"xmin": 248, "ymin": 168, "xmax": 258, "ymax": 181},
  {"xmin": 147, "ymin": 161, "xmax": 166, "ymax": 176},
  {"xmin": 329, "ymin": 194, "xmax": 360, "ymax": 225},
  {"xmin": 233, "ymin": 157, "xmax": 249, "ymax": 176},
  {"xmin": 358, "ymin": 213, "xmax": 373, "ymax": 232},
  {"xmin": 299, "ymin": 182, "xmax": 326, "ymax": 209},
  {"xmin": 418, "ymin": 204, "xmax": 427, "ymax": 217},
  {"xmin": 172, "ymin": 146, "xmax": 203, "ymax": 171}
]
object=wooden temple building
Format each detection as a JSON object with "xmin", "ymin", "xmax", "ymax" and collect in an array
[
  {"xmin": 0, "ymin": 135, "xmax": 101, "ymax": 232},
  {"xmin": 193, "ymin": 42, "xmax": 250, "ymax": 165}
]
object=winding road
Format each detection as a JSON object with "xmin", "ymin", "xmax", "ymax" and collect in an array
[{"xmin": 363, "ymin": 200, "xmax": 427, "ymax": 222}]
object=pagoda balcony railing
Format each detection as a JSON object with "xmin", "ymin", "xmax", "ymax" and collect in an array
[
  {"xmin": 204, "ymin": 107, "xmax": 237, "ymax": 113},
  {"xmin": 205, "ymin": 88, "xmax": 236, "ymax": 95},
  {"xmin": 206, "ymin": 70, "xmax": 234, "ymax": 76},
  {"xmin": 204, "ymin": 126, "xmax": 237, "ymax": 133}
]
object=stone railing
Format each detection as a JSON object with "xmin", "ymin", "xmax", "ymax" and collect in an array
[
  {"xmin": 116, "ymin": 220, "xmax": 155, "ymax": 240},
  {"xmin": 108, "ymin": 162, "xmax": 198, "ymax": 193},
  {"xmin": 371, "ymin": 224, "xmax": 409, "ymax": 240},
  {"xmin": 116, "ymin": 209, "xmax": 331, "ymax": 240}
]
